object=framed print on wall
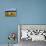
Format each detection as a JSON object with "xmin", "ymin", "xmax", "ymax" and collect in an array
[{"xmin": 5, "ymin": 8, "xmax": 16, "ymax": 16}]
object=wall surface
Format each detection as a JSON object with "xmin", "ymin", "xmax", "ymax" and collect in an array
[{"xmin": 0, "ymin": 0, "xmax": 46, "ymax": 44}]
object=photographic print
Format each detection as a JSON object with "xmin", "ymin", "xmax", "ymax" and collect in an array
[{"xmin": 5, "ymin": 8, "xmax": 16, "ymax": 16}]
